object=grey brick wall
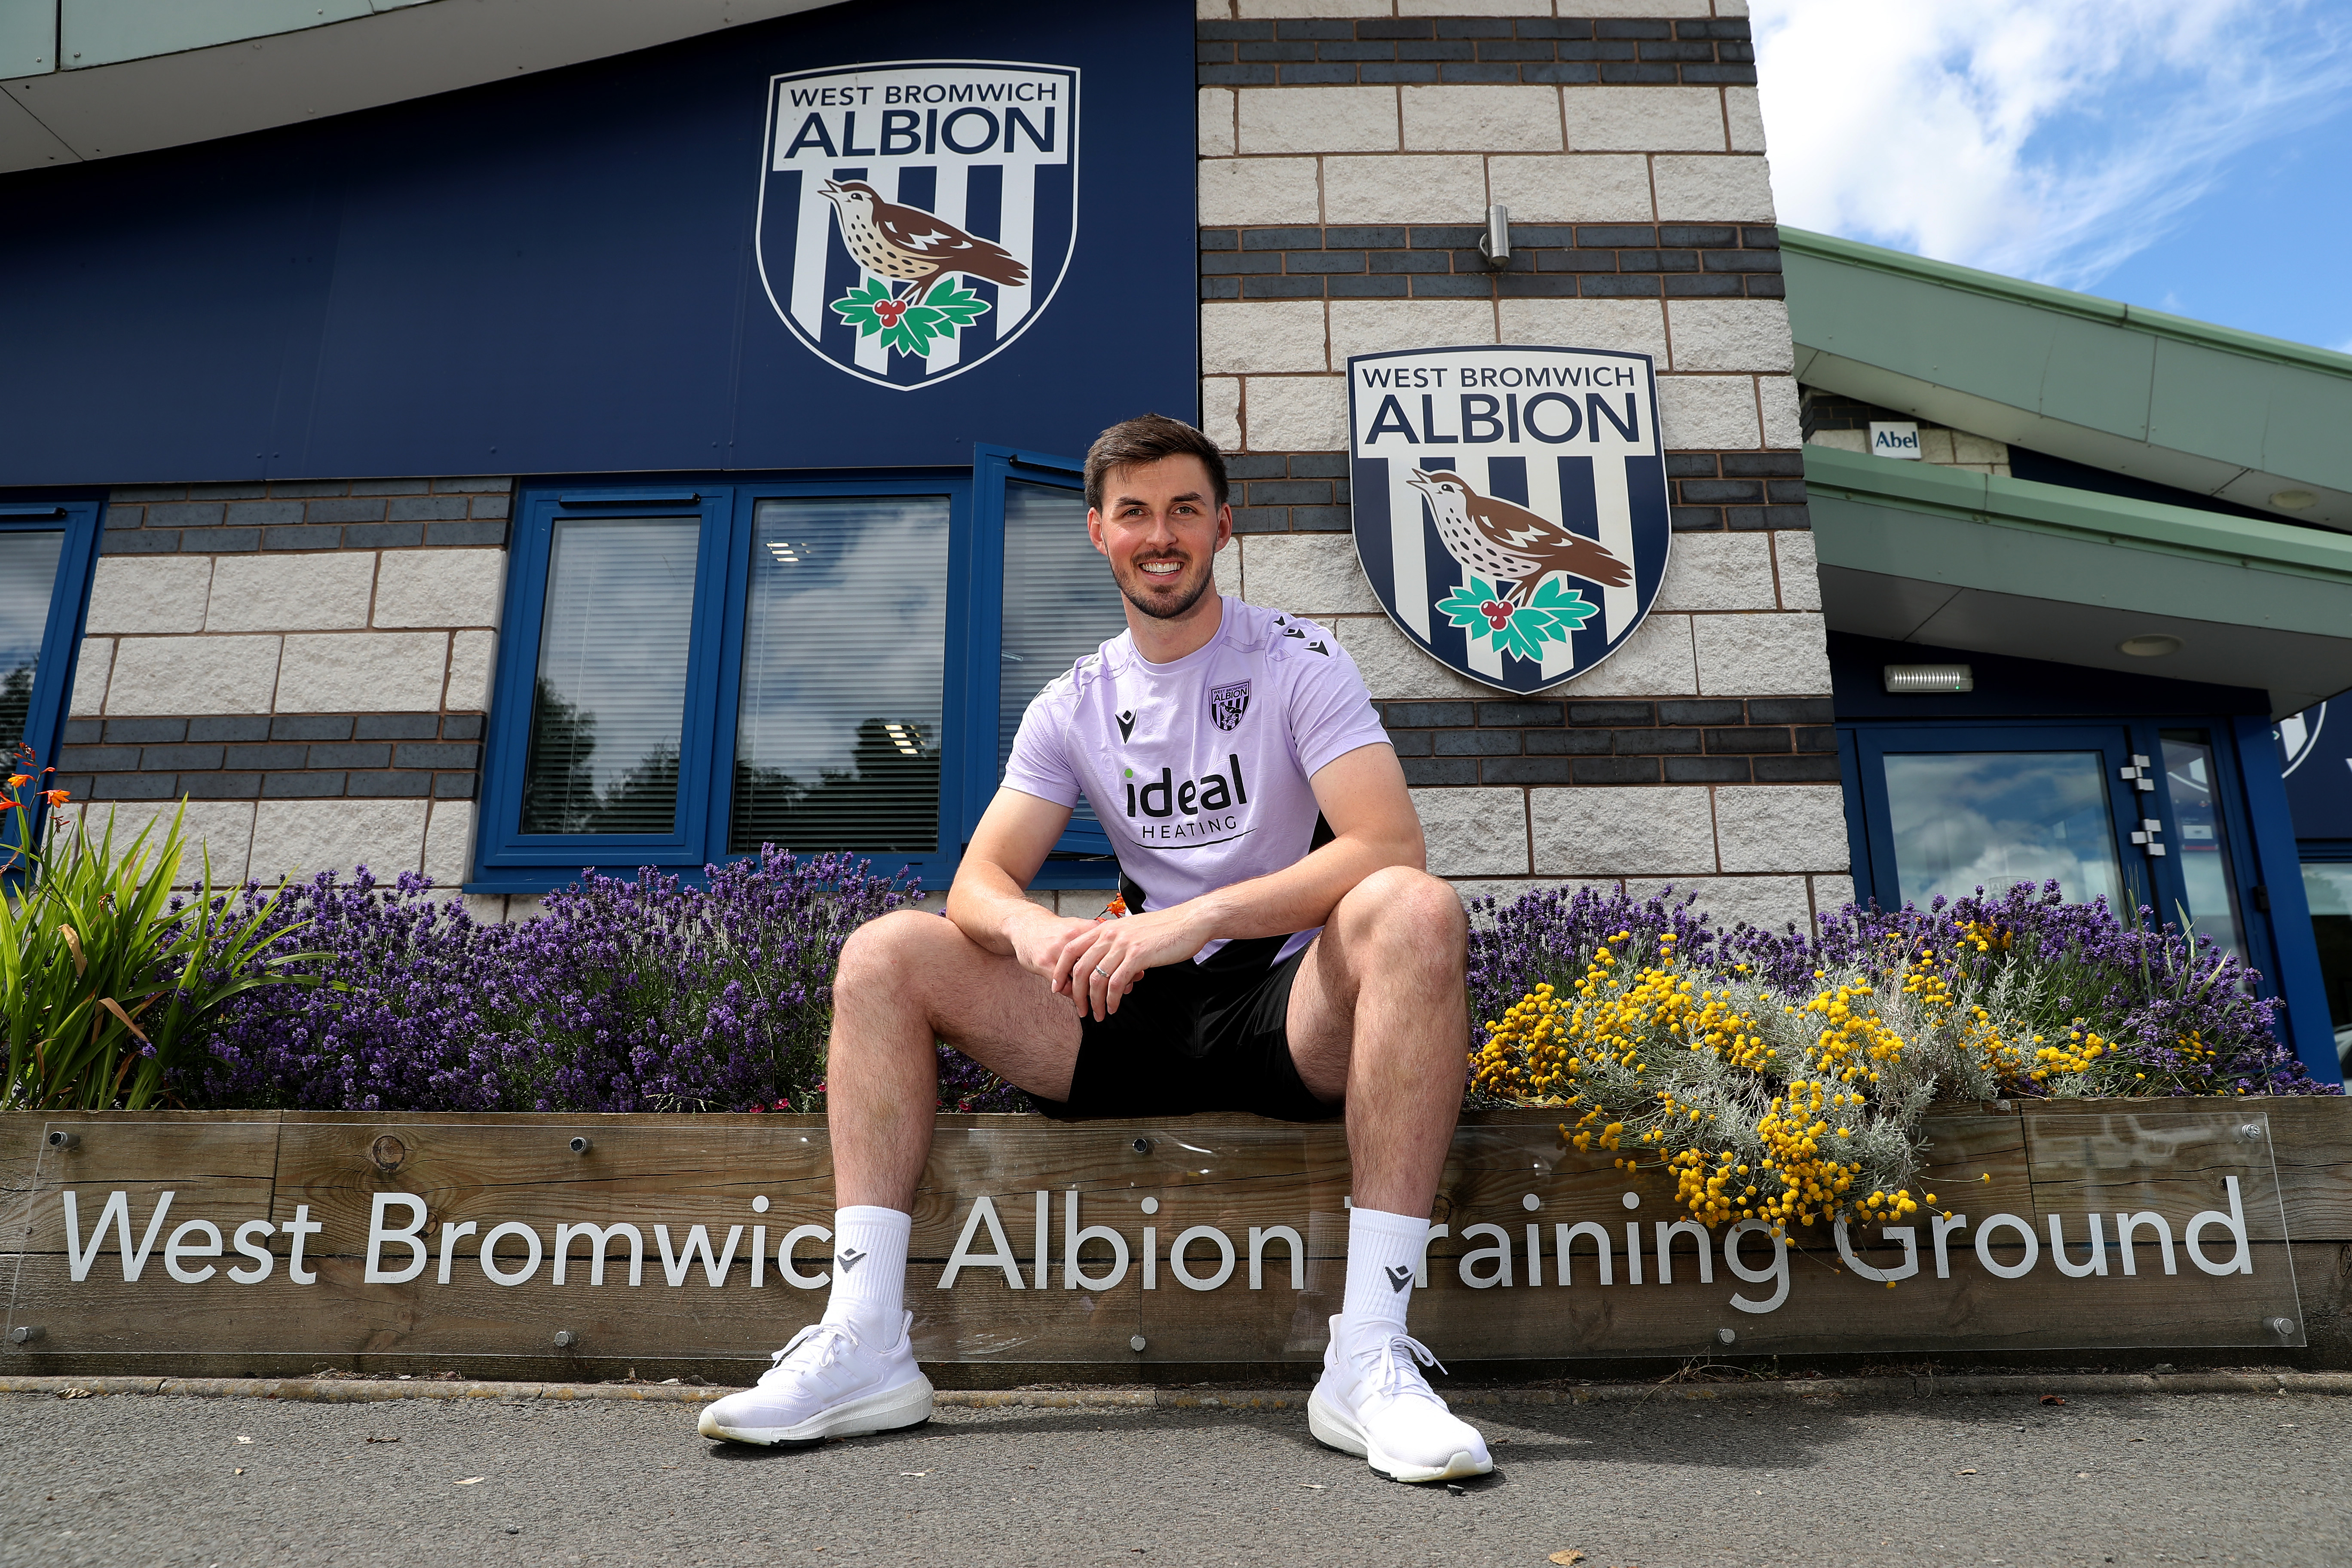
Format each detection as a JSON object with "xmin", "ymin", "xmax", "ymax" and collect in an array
[
  {"xmin": 101, "ymin": 476, "xmax": 510, "ymax": 555},
  {"xmin": 1196, "ymin": 17, "xmax": 1756, "ymax": 87}
]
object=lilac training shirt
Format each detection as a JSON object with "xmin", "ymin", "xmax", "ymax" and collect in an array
[{"xmin": 1000, "ymin": 595, "xmax": 1393, "ymax": 966}]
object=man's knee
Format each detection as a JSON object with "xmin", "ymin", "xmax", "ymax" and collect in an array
[
  {"xmin": 1342, "ymin": 866, "xmax": 1467, "ymax": 963},
  {"xmin": 835, "ymin": 908, "xmax": 963, "ymax": 1000}
]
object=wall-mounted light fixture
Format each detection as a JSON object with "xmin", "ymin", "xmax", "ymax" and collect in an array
[
  {"xmin": 1477, "ymin": 204, "xmax": 1512, "ymax": 268},
  {"xmin": 1883, "ymin": 663, "xmax": 1973, "ymax": 693}
]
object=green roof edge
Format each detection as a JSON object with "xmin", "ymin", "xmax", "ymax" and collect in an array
[
  {"xmin": 1801, "ymin": 444, "xmax": 2352, "ymax": 588},
  {"xmin": 1779, "ymin": 227, "xmax": 2352, "ymax": 381}
]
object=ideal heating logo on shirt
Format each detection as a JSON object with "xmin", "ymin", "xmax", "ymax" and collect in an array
[{"xmin": 1124, "ymin": 754, "xmax": 1249, "ymax": 840}]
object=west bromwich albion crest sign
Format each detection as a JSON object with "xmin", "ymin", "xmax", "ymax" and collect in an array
[
  {"xmin": 756, "ymin": 60, "xmax": 1078, "ymax": 390},
  {"xmin": 1349, "ymin": 346, "xmax": 1672, "ymax": 694}
]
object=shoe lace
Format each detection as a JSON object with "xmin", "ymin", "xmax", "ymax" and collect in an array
[
  {"xmin": 768, "ymin": 1319, "xmax": 862, "ymax": 1378},
  {"xmin": 1352, "ymin": 1330, "xmax": 1449, "ymax": 1405}
]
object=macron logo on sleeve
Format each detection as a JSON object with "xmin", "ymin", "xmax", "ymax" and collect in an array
[{"xmin": 1117, "ymin": 710, "xmax": 1136, "ymax": 742}]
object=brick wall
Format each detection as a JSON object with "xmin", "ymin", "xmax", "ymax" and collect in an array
[
  {"xmin": 1197, "ymin": 6, "xmax": 1851, "ymax": 933},
  {"xmin": 61, "ymin": 477, "xmax": 508, "ymax": 906}
]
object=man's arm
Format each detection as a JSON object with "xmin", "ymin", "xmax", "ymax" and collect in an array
[
  {"xmin": 945, "ymin": 786, "xmax": 1100, "ymax": 980},
  {"xmin": 1059, "ymin": 741, "xmax": 1421, "ymax": 1016}
]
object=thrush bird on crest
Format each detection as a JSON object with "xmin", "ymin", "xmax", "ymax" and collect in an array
[
  {"xmin": 818, "ymin": 180, "xmax": 1029, "ymax": 315},
  {"xmin": 1408, "ymin": 467, "xmax": 1633, "ymax": 607}
]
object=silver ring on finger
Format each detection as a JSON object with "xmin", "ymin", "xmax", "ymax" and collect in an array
[{"xmin": 1095, "ymin": 965, "xmax": 1113, "ymax": 979}]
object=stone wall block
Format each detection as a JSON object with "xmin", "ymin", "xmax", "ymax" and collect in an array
[
  {"xmin": 445, "ymin": 630, "xmax": 498, "ymax": 713},
  {"xmin": 422, "ymin": 799, "xmax": 475, "ymax": 888},
  {"xmin": 1758, "ymin": 376, "xmax": 1802, "ymax": 448},
  {"xmin": 69, "ymin": 639, "xmax": 112, "ymax": 717},
  {"xmin": 1198, "ymin": 157, "xmax": 1320, "ymax": 227},
  {"xmin": 1243, "ymin": 376, "xmax": 1348, "ymax": 452},
  {"xmin": 1625, "ymin": 874, "xmax": 1811, "ymax": 933},
  {"xmin": 1562, "ymin": 86, "xmax": 1725, "ymax": 152},
  {"xmin": 1234, "ymin": 0, "xmax": 1392, "ymax": 18},
  {"xmin": 1654, "ymin": 534, "xmax": 1777, "ymax": 612},
  {"xmin": 1199, "ymin": 87, "xmax": 1235, "ymax": 157},
  {"xmin": 251, "ymin": 798, "xmax": 429, "ymax": 883},
  {"xmin": 104, "ymin": 634, "xmax": 281, "ymax": 716},
  {"xmin": 1652, "ymin": 154, "xmax": 1778, "ymax": 223},
  {"xmin": 1321, "ymin": 153, "xmax": 1486, "ymax": 225},
  {"xmin": 1245, "ymin": 534, "xmax": 1380, "ymax": 616},
  {"xmin": 70, "ymin": 799, "xmax": 256, "ymax": 887},
  {"xmin": 1714, "ymin": 784, "xmax": 1852, "ymax": 874},
  {"xmin": 1692, "ymin": 612, "xmax": 1831, "ymax": 698},
  {"xmin": 1213, "ymin": 538, "xmax": 1243, "ymax": 599},
  {"xmin": 1327, "ymin": 615, "xmax": 1490, "ymax": 699},
  {"xmin": 1204, "ymin": 377, "xmax": 1243, "ymax": 451},
  {"xmin": 204, "ymin": 553, "xmax": 376, "ymax": 632},
  {"xmin": 372, "ymin": 548, "xmax": 508, "ymax": 629},
  {"xmin": 1658, "ymin": 376, "xmax": 1760, "ymax": 450},
  {"xmin": 1724, "ymin": 87, "xmax": 1767, "ymax": 152},
  {"xmin": 1411, "ymin": 786, "xmax": 1530, "ymax": 877},
  {"xmin": 1202, "ymin": 301, "xmax": 1329, "ymax": 375},
  {"xmin": 1328, "ymin": 299, "xmax": 1496, "ymax": 364},
  {"xmin": 1400, "ymin": 86, "xmax": 1563, "ymax": 153},
  {"xmin": 1238, "ymin": 86, "xmax": 1396, "ymax": 155},
  {"xmin": 84, "ymin": 557, "xmax": 214, "ymax": 636},
  {"xmin": 1572, "ymin": 0, "xmax": 1713, "ymax": 12},
  {"xmin": 1554, "ymin": 612, "xmax": 1697, "ymax": 697},
  {"xmin": 1773, "ymin": 531, "xmax": 1822, "ymax": 611},
  {"xmin": 275, "ymin": 632, "xmax": 448, "ymax": 714},
  {"xmin": 1667, "ymin": 301, "xmax": 1793, "ymax": 374},
  {"xmin": 1531, "ymin": 783, "xmax": 1714, "ymax": 874},
  {"xmin": 1485, "ymin": 154, "xmax": 1654, "ymax": 224},
  {"xmin": 1810, "ymin": 872, "xmax": 1857, "ymax": 916},
  {"xmin": 1496, "ymin": 298, "xmax": 1666, "ymax": 363}
]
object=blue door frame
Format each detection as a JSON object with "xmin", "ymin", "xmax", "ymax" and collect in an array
[
  {"xmin": 0, "ymin": 496, "xmax": 104, "ymax": 855},
  {"xmin": 1840, "ymin": 715, "xmax": 2341, "ymax": 1084}
]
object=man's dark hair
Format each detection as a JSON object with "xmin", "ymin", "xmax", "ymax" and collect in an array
[{"xmin": 1083, "ymin": 413, "xmax": 1229, "ymax": 514}]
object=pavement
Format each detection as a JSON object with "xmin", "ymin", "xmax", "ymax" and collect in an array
[{"xmin": 3, "ymin": 1377, "xmax": 2348, "ymax": 1567}]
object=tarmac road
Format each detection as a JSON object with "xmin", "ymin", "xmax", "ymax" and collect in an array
[{"xmin": 3, "ymin": 1385, "xmax": 2347, "ymax": 1567}]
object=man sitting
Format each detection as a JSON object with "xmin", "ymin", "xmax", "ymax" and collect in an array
[{"xmin": 700, "ymin": 414, "xmax": 1488, "ymax": 1483}]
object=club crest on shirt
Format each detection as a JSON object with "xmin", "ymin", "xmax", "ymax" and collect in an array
[{"xmin": 1208, "ymin": 680, "xmax": 1251, "ymax": 732}]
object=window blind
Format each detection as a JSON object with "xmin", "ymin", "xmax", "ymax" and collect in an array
[
  {"xmin": 730, "ymin": 495, "xmax": 950, "ymax": 854},
  {"xmin": 520, "ymin": 515, "xmax": 698, "ymax": 835},
  {"xmin": 0, "ymin": 531, "xmax": 67, "ymax": 747},
  {"xmin": 998, "ymin": 482, "xmax": 1128, "ymax": 828}
]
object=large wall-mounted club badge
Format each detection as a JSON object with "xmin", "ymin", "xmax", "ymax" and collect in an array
[
  {"xmin": 757, "ymin": 61, "xmax": 1078, "ymax": 390},
  {"xmin": 1349, "ymin": 346, "xmax": 1672, "ymax": 693}
]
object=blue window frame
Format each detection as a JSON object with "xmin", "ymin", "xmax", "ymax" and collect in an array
[
  {"xmin": 474, "ymin": 449, "xmax": 1123, "ymax": 893},
  {"xmin": 0, "ymin": 496, "xmax": 104, "ymax": 851}
]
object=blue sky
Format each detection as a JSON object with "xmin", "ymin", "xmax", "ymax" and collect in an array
[{"xmin": 1752, "ymin": 0, "xmax": 2352, "ymax": 355}]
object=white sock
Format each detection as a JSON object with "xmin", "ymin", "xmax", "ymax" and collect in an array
[
  {"xmin": 1339, "ymin": 1205, "xmax": 1429, "ymax": 1341},
  {"xmin": 820, "ymin": 1206, "xmax": 910, "ymax": 1337}
]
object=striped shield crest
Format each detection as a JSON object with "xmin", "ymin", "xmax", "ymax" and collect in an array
[
  {"xmin": 756, "ymin": 61, "xmax": 1079, "ymax": 390},
  {"xmin": 1348, "ymin": 346, "xmax": 1672, "ymax": 695}
]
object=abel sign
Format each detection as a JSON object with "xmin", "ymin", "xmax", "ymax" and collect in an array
[
  {"xmin": 1349, "ymin": 346, "xmax": 1673, "ymax": 695},
  {"xmin": 0, "ymin": 1112, "xmax": 2308, "ymax": 1371}
]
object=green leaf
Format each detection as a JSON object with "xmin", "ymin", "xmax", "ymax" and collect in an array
[
  {"xmin": 826, "ymin": 275, "xmax": 994, "ymax": 360},
  {"xmin": 1432, "ymin": 576, "xmax": 1592, "ymax": 664}
]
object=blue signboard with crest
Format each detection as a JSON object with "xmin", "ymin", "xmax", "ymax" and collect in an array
[{"xmin": 1348, "ymin": 346, "xmax": 1673, "ymax": 694}]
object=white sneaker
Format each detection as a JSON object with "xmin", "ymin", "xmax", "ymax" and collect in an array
[
  {"xmin": 698, "ymin": 1311, "xmax": 934, "ymax": 1447},
  {"xmin": 1308, "ymin": 1314, "xmax": 1493, "ymax": 1484}
]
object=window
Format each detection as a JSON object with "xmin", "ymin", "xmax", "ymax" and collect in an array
[
  {"xmin": 1844, "ymin": 720, "xmax": 2269, "ymax": 959},
  {"xmin": 0, "ymin": 498, "xmax": 103, "ymax": 843},
  {"xmin": 475, "ymin": 449, "xmax": 1128, "ymax": 890}
]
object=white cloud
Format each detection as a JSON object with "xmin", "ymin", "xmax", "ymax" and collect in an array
[{"xmin": 1752, "ymin": 0, "xmax": 2352, "ymax": 291}]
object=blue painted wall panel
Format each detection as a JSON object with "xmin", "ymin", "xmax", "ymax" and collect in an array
[{"xmin": 0, "ymin": 0, "xmax": 1196, "ymax": 485}]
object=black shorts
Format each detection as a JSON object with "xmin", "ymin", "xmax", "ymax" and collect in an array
[{"xmin": 1026, "ymin": 933, "xmax": 1340, "ymax": 1122}]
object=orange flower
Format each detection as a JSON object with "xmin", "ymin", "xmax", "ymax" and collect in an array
[
  {"xmin": 5, "ymin": 774, "xmax": 28, "ymax": 788},
  {"xmin": 41, "ymin": 789, "xmax": 70, "ymax": 807}
]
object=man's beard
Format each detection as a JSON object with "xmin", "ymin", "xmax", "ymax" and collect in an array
[{"xmin": 1117, "ymin": 553, "xmax": 1215, "ymax": 621}]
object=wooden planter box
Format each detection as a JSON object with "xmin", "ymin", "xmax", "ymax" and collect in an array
[{"xmin": 4, "ymin": 1099, "xmax": 2347, "ymax": 1383}]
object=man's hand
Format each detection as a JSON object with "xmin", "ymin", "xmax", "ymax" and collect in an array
[{"xmin": 1045, "ymin": 905, "xmax": 1212, "ymax": 1022}]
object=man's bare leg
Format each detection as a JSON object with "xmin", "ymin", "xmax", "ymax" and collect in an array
[
  {"xmin": 1282, "ymin": 865, "xmax": 1489, "ymax": 1483},
  {"xmin": 825, "ymin": 908, "xmax": 1085, "ymax": 1210},
  {"xmin": 1285, "ymin": 864, "xmax": 1470, "ymax": 1217},
  {"xmin": 699, "ymin": 910, "xmax": 1083, "ymax": 1447}
]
